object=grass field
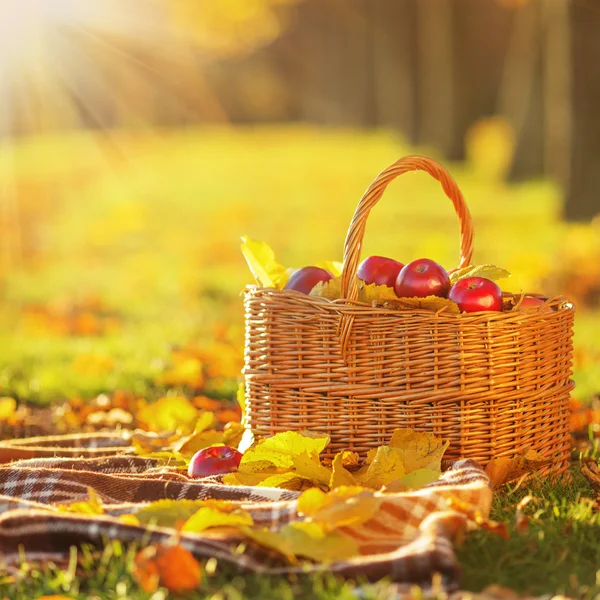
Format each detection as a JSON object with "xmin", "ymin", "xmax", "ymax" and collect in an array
[{"xmin": 1, "ymin": 126, "xmax": 600, "ymax": 598}]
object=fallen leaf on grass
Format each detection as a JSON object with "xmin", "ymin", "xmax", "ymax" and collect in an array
[
  {"xmin": 485, "ymin": 448, "xmax": 554, "ymax": 488},
  {"xmin": 134, "ymin": 544, "xmax": 202, "ymax": 593},
  {"xmin": 581, "ymin": 459, "xmax": 600, "ymax": 492}
]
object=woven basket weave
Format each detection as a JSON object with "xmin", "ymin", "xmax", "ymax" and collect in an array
[{"xmin": 243, "ymin": 156, "xmax": 574, "ymax": 473}]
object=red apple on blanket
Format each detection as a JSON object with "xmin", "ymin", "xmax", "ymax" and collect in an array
[
  {"xmin": 188, "ymin": 446, "xmax": 242, "ymax": 478},
  {"xmin": 394, "ymin": 258, "xmax": 451, "ymax": 298},
  {"xmin": 448, "ymin": 277, "xmax": 503, "ymax": 312},
  {"xmin": 357, "ymin": 256, "xmax": 405, "ymax": 287},
  {"xmin": 284, "ymin": 266, "xmax": 333, "ymax": 294}
]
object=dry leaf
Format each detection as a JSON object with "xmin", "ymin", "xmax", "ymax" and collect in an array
[
  {"xmin": 329, "ymin": 452, "xmax": 357, "ymax": 488},
  {"xmin": 389, "ymin": 429, "xmax": 450, "ymax": 472},
  {"xmin": 292, "ymin": 451, "xmax": 333, "ymax": 487},
  {"xmin": 134, "ymin": 544, "xmax": 202, "ymax": 594},
  {"xmin": 384, "ymin": 296, "xmax": 461, "ymax": 313},
  {"xmin": 355, "ymin": 446, "xmax": 406, "ymax": 488},
  {"xmin": 581, "ymin": 459, "xmax": 600, "ymax": 492},
  {"xmin": 310, "ymin": 276, "xmax": 344, "ymax": 300},
  {"xmin": 358, "ymin": 282, "xmax": 399, "ymax": 304},
  {"xmin": 181, "ymin": 506, "xmax": 253, "ymax": 533},
  {"xmin": 485, "ymin": 448, "xmax": 553, "ymax": 488}
]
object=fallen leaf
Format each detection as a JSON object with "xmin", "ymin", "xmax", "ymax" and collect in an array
[
  {"xmin": 385, "ymin": 467, "xmax": 444, "ymax": 492},
  {"xmin": 581, "ymin": 459, "xmax": 600, "ymax": 492},
  {"xmin": 240, "ymin": 430, "xmax": 330, "ymax": 469},
  {"xmin": 57, "ymin": 487, "xmax": 104, "ymax": 515},
  {"xmin": 389, "ymin": 429, "xmax": 450, "ymax": 472},
  {"xmin": 134, "ymin": 544, "xmax": 202, "ymax": 593},
  {"xmin": 485, "ymin": 448, "xmax": 554, "ymax": 488},
  {"xmin": 136, "ymin": 499, "xmax": 229, "ymax": 528},
  {"xmin": 329, "ymin": 452, "xmax": 357, "ymax": 488},
  {"xmin": 292, "ymin": 451, "xmax": 333, "ymax": 487},
  {"xmin": 181, "ymin": 506, "xmax": 253, "ymax": 533},
  {"xmin": 355, "ymin": 446, "xmax": 406, "ymax": 488}
]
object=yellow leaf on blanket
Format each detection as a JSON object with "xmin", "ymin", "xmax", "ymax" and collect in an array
[
  {"xmin": 118, "ymin": 514, "xmax": 141, "ymax": 527},
  {"xmin": 240, "ymin": 527, "xmax": 298, "ymax": 564},
  {"xmin": 384, "ymin": 468, "xmax": 443, "ymax": 492},
  {"xmin": 136, "ymin": 499, "xmax": 236, "ymax": 528},
  {"xmin": 181, "ymin": 507, "xmax": 253, "ymax": 533},
  {"xmin": 299, "ymin": 486, "xmax": 380, "ymax": 530},
  {"xmin": 292, "ymin": 451, "xmax": 333, "ymax": 487},
  {"xmin": 485, "ymin": 448, "xmax": 554, "ymax": 488},
  {"xmin": 279, "ymin": 521, "xmax": 359, "ymax": 562},
  {"xmin": 330, "ymin": 452, "xmax": 357, "ymax": 488},
  {"xmin": 136, "ymin": 396, "xmax": 199, "ymax": 434},
  {"xmin": 240, "ymin": 431, "xmax": 330, "ymax": 469},
  {"xmin": 355, "ymin": 446, "xmax": 406, "ymax": 488},
  {"xmin": 389, "ymin": 429, "xmax": 450, "ymax": 472},
  {"xmin": 57, "ymin": 487, "xmax": 104, "ymax": 515}
]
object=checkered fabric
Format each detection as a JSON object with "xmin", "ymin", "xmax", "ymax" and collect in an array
[{"xmin": 0, "ymin": 433, "xmax": 492, "ymax": 590}]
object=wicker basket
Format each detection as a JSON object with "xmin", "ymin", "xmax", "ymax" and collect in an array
[{"xmin": 243, "ymin": 156, "xmax": 574, "ymax": 473}]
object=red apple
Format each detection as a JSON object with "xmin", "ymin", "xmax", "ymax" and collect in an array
[
  {"xmin": 448, "ymin": 277, "xmax": 503, "ymax": 312},
  {"xmin": 188, "ymin": 446, "xmax": 242, "ymax": 478},
  {"xmin": 518, "ymin": 296, "xmax": 552, "ymax": 313},
  {"xmin": 284, "ymin": 266, "xmax": 333, "ymax": 295},
  {"xmin": 357, "ymin": 256, "xmax": 405, "ymax": 287},
  {"xmin": 394, "ymin": 259, "xmax": 451, "ymax": 298}
]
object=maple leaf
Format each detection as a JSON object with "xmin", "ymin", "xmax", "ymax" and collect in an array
[
  {"xmin": 135, "ymin": 499, "xmax": 234, "ymax": 528},
  {"xmin": 292, "ymin": 451, "xmax": 333, "ymax": 487},
  {"xmin": 310, "ymin": 276, "xmax": 344, "ymax": 300},
  {"xmin": 134, "ymin": 544, "xmax": 202, "ymax": 594},
  {"xmin": 355, "ymin": 446, "xmax": 406, "ymax": 488},
  {"xmin": 485, "ymin": 448, "xmax": 554, "ymax": 488}
]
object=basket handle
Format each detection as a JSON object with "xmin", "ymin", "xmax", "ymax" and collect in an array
[{"xmin": 339, "ymin": 156, "xmax": 474, "ymax": 355}]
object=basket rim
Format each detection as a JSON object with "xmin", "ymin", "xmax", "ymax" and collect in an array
[{"xmin": 244, "ymin": 284, "xmax": 575, "ymax": 319}]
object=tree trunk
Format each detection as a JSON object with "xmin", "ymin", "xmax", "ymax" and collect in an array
[{"xmin": 565, "ymin": 1, "xmax": 600, "ymax": 221}]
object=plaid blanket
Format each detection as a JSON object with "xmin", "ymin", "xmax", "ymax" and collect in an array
[{"xmin": 0, "ymin": 432, "xmax": 492, "ymax": 590}]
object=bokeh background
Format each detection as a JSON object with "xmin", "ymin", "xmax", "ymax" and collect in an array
[{"xmin": 2, "ymin": 0, "xmax": 600, "ymax": 412}]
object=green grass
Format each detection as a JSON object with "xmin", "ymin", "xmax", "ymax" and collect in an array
[{"xmin": 1, "ymin": 126, "xmax": 600, "ymax": 598}]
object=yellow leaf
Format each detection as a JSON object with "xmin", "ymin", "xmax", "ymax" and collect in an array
[
  {"xmin": 385, "ymin": 296, "xmax": 461, "ymax": 314},
  {"xmin": 118, "ymin": 514, "xmax": 141, "ymax": 527},
  {"xmin": 174, "ymin": 412, "xmax": 217, "ymax": 457},
  {"xmin": 384, "ymin": 468, "xmax": 443, "ymax": 492},
  {"xmin": 330, "ymin": 452, "xmax": 357, "ymax": 489},
  {"xmin": 258, "ymin": 472, "xmax": 308, "ymax": 489},
  {"xmin": 485, "ymin": 448, "xmax": 554, "ymax": 488},
  {"xmin": 241, "ymin": 431, "xmax": 330, "ymax": 469},
  {"xmin": 181, "ymin": 507, "xmax": 253, "ymax": 533},
  {"xmin": 355, "ymin": 446, "xmax": 406, "ymax": 489},
  {"xmin": 310, "ymin": 276, "xmax": 344, "ymax": 300},
  {"xmin": 292, "ymin": 451, "xmax": 333, "ymax": 487},
  {"xmin": 57, "ymin": 487, "xmax": 104, "ymax": 515},
  {"xmin": 449, "ymin": 264, "xmax": 511, "ymax": 284},
  {"xmin": 316, "ymin": 260, "xmax": 343, "ymax": 277},
  {"xmin": 222, "ymin": 472, "xmax": 271, "ymax": 487},
  {"xmin": 0, "ymin": 397, "xmax": 17, "ymax": 420},
  {"xmin": 156, "ymin": 358, "xmax": 204, "ymax": 388},
  {"xmin": 358, "ymin": 282, "xmax": 399, "ymax": 303},
  {"xmin": 301, "ymin": 487, "xmax": 381, "ymax": 530},
  {"xmin": 280, "ymin": 521, "xmax": 359, "ymax": 563},
  {"xmin": 241, "ymin": 236, "xmax": 289, "ymax": 289},
  {"xmin": 236, "ymin": 383, "xmax": 247, "ymax": 422},
  {"xmin": 388, "ymin": 429, "xmax": 450, "ymax": 473},
  {"xmin": 240, "ymin": 527, "xmax": 298, "ymax": 564},
  {"xmin": 136, "ymin": 499, "xmax": 220, "ymax": 528},
  {"xmin": 297, "ymin": 487, "xmax": 327, "ymax": 516},
  {"xmin": 136, "ymin": 396, "xmax": 199, "ymax": 433}
]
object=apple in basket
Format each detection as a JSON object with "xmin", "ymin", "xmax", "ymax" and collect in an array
[
  {"xmin": 357, "ymin": 256, "xmax": 405, "ymax": 287},
  {"xmin": 284, "ymin": 266, "xmax": 333, "ymax": 294},
  {"xmin": 394, "ymin": 258, "xmax": 451, "ymax": 298},
  {"xmin": 518, "ymin": 296, "xmax": 553, "ymax": 313},
  {"xmin": 188, "ymin": 446, "xmax": 242, "ymax": 478},
  {"xmin": 448, "ymin": 277, "xmax": 503, "ymax": 312}
]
